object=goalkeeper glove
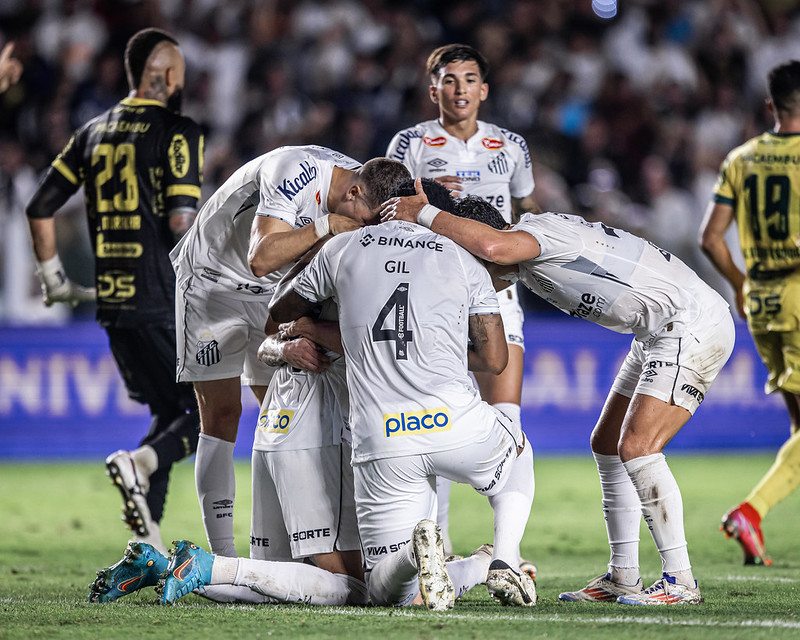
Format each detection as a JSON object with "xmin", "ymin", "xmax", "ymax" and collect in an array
[{"xmin": 35, "ymin": 255, "xmax": 96, "ymax": 307}]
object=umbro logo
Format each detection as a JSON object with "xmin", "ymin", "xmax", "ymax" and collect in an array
[
  {"xmin": 643, "ymin": 369, "xmax": 658, "ymax": 378},
  {"xmin": 212, "ymin": 499, "xmax": 233, "ymax": 509},
  {"xmin": 298, "ymin": 216, "xmax": 313, "ymax": 226},
  {"xmin": 427, "ymin": 157, "xmax": 447, "ymax": 168},
  {"xmin": 360, "ymin": 233, "xmax": 375, "ymax": 246}
]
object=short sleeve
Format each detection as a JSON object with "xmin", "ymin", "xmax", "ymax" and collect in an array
[
  {"xmin": 457, "ymin": 248, "xmax": 500, "ymax": 315},
  {"xmin": 385, "ymin": 127, "xmax": 420, "ymax": 172},
  {"xmin": 50, "ymin": 131, "xmax": 85, "ymax": 191},
  {"xmin": 712, "ymin": 153, "xmax": 737, "ymax": 207},
  {"xmin": 164, "ymin": 118, "xmax": 204, "ymax": 211},
  {"xmin": 513, "ymin": 214, "xmax": 549, "ymax": 258},
  {"xmin": 292, "ymin": 234, "xmax": 349, "ymax": 303},
  {"xmin": 255, "ymin": 151, "xmax": 315, "ymax": 227},
  {"xmin": 503, "ymin": 129, "xmax": 535, "ymax": 198}
]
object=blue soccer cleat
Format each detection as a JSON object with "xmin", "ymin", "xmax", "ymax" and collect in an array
[
  {"xmin": 88, "ymin": 541, "xmax": 168, "ymax": 603},
  {"xmin": 159, "ymin": 540, "xmax": 214, "ymax": 605}
]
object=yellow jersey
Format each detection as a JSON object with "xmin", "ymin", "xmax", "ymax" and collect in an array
[{"xmin": 713, "ymin": 131, "xmax": 800, "ymax": 277}]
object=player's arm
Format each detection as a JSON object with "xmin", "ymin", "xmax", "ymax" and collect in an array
[
  {"xmin": 25, "ymin": 135, "xmax": 96, "ymax": 306},
  {"xmin": 699, "ymin": 200, "xmax": 745, "ymax": 318},
  {"xmin": 467, "ymin": 313, "xmax": 508, "ymax": 374},
  {"xmin": 382, "ymin": 178, "xmax": 540, "ymax": 264},
  {"xmin": 164, "ymin": 122, "xmax": 204, "ymax": 240},
  {"xmin": 511, "ymin": 191, "xmax": 541, "ymax": 217},
  {"xmin": 257, "ymin": 318, "xmax": 332, "ymax": 373}
]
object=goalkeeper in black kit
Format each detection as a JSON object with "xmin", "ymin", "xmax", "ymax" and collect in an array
[{"xmin": 25, "ymin": 28, "xmax": 203, "ymax": 553}]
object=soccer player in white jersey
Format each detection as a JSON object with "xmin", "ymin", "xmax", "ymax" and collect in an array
[
  {"xmin": 382, "ymin": 183, "xmax": 735, "ymax": 605},
  {"xmin": 386, "ymin": 44, "xmax": 538, "ymax": 561},
  {"xmin": 170, "ymin": 146, "xmax": 410, "ymax": 559},
  {"xmin": 268, "ymin": 180, "xmax": 537, "ymax": 609}
]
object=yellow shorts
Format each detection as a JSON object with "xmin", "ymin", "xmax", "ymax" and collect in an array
[{"xmin": 745, "ymin": 269, "xmax": 800, "ymax": 395}]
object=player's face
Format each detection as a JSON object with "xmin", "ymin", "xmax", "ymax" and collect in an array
[
  {"xmin": 430, "ymin": 60, "xmax": 488, "ymax": 125},
  {"xmin": 338, "ymin": 186, "xmax": 379, "ymax": 224}
]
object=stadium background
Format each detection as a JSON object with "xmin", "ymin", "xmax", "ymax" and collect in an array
[{"xmin": 0, "ymin": 0, "xmax": 796, "ymax": 458}]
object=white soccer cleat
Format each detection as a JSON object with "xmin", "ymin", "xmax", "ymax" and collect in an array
[
  {"xmin": 616, "ymin": 573, "xmax": 702, "ymax": 606},
  {"xmin": 558, "ymin": 573, "xmax": 642, "ymax": 603},
  {"xmin": 412, "ymin": 519, "xmax": 455, "ymax": 611},
  {"xmin": 486, "ymin": 559, "xmax": 537, "ymax": 606},
  {"xmin": 105, "ymin": 450, "xmax": 154, "ymax": 537}
]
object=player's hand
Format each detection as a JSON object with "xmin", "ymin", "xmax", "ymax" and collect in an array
[
  {"xmin": 282, "ymin": 337, "xmax": 330, "ymax": 373},
  {"xmin": 0, "ymin": 42, "xmax": 22, "ymax": 94},
  {"xmin": 41, "ymin": 281, "xmax": 96, "ymax": 307},
  {"xmin": 434, "ymin": 175, "xmax": 463, "ymax": 197},
  {"xmin": 380, "ymin": 177, "xmax": 429, "ymax": 223},
  {"xmin": 328, "ymin": 214, "xmax": 362, "ymax": 236},
  {"xmin": 278, "ymin": 316, "xmax": 314, "ymax": 341}
]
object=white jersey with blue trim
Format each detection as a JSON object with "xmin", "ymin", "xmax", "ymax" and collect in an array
[
  {"xmin": 170, "ymin": 145, "xmax": 360, "ymax": 300},
  {"xmin": 386, "ymin": 119, "xmax": 534, "ymax": 223},
  {"xmin": 291, "ymin": 221, "xmax": 501, "ymax": 463},
  {"xmin": 512, "ymin": 212, "xmax": 727, "ymax": 341}
]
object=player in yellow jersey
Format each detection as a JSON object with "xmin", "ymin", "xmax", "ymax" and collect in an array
[{"xmin": 700, "ymin": 59, "xmax": 800, "ymax": 566}]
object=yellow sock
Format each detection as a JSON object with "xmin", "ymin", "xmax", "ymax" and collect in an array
[{"xmin": 746, "ymin": 429, "xmax": 800, "ymax": 519}]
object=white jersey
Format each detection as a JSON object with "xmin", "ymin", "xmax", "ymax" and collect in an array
[
  {"xmin": 512, "ymin": 212, "xmax": 726, "ymax": 341},
  {"xmin": 291, "ymin": 221, "xmax": 501, "ymax": 463},
  {"xmin": 170, "ymin": 145, "xmax": 360, "ymax": 300},
  {"xmin": 386, "ymin": 119, "xmax": 534, "ymax": 223}
]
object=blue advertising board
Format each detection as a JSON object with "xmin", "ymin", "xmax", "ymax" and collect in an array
[{"xmin": 0, "ymin": 318, "xmax": 788, "ymax": 459}]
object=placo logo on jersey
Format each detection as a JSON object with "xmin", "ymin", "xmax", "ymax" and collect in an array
[
  {"xmin": 427, "ymin": 157, "xmax": 447, "ymax": 169},
  {"xmin": 257, "ymin": 408, "xmax": 296, "ymax": 434},
  {"xmin": 423, "ymin": 136, "xmax": 446, "ymax": 147},
  {"xmin": 169, "ymin": 134, "xmax": 190, "ymax": 178},
  {"xmin": 488, "ymin": 152, "xmax": 509, "ymax": 175},
  {"xmin": 456, "ymin": 170, "xmax": 480, "ymax": 183},
  {"xmin": 384, "ymin": 407, "xmax": 451, "ymax": 438},
  {"xmin": 277, "ymin": 161, "xmax": 317, "ymax": 201},
  {"xmin": 482, "ymin": 137, "xmax": 504, "ymax": 150}
]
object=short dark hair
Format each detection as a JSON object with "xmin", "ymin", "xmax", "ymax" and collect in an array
[
  {"xmin": 453, "ymin": 195, "xmax": 507, "ymax": 230},
  {"xmin": 124, "ymin": 28, "xmax": 179, "ymax": 89},
  {"xmin": 769, "ymin": 60, "xmax": 800, "ymax": 114},
  {"xmin": 358, "ymin": 158, "xmax": 412, "ymax": 210},
  {"xmin": 426, "ymin": 44, "xmax": 489, "ymax": 81},
  {"xmin": 389, "ymin": 178, "xmax": 456, "ymax": 211}
]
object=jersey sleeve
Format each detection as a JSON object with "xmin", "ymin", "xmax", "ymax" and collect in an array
[
  {"xmin": 514, "ymin": 214, "xmax": 552, "ymax": 259},
  {"xmin": 164, "ymin": 118, "xmax": 204, "ymax": 211},
  {"xmin": 503, "ymin": 129, "xmax": 535, "ymax": 198},
  {"xmin": 292, "ymin": 234, "xmax": 349, "ymax": 303},
  {"xmin": 385, "ymin": 127, "xmax": 421, "ymax": 173},
  {"xmin": 457, "ymin": 247, "xmax": 500, "ymax": 315},
  {"xmin": 255, "ymin": 150, "xmax": 313, "ymax": 227},
  {"xmin": 51, "ymin": 130, "xmax": 86, "ymax": 191},
  {"xmin": 712, "ymin": 152, "xmax": 739, "ymax": 207}
]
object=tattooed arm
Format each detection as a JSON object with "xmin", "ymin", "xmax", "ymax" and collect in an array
[{"xmin": 467, "ymin": 313, "xmax": 508, "ymax": 374}]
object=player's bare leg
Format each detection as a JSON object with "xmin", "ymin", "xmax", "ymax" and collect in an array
[
  {"xmin": 194, "ymin": 379, "xmax": 267, "ymax": 557},
  {"xmin": 312, "ymin": 550, "xmax": 365, "ymax": 582}
]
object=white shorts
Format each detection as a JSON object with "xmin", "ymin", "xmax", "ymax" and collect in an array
[
  {"xmin": 250, "ymin": 443, "xmax": 360, "ymax": 560},
  {"xmin": 354, "ymin": 419, "xmax": 522, "ymax": 571},
  {"xmin": 176, "ymin": 275, "xmax": 275, "ymax": 386},
  {"xmin": 611, "ymin": 301, "xmax": 735, "ymax": 414},
  {"xmin": 498, "ymin": 284, "xmax": 525, "ymax": 350}
]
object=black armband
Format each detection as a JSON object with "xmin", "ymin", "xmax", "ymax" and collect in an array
[{"xmin": 26, "ymin": 170, "xmax": 75, "ymax": 219}]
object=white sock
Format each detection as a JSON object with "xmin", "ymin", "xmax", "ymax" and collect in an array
[
  {"xmin": 446, "ymin": 553, "xmax": 492, "ymax": 599},
  {"xmin": 196, "ymin": 584, "xmax": 278, "ymax": 604},
  {"xmin": 195, "ymin": 433, "xmax": 237, "ymax": 557},
  {"xmin": 493, "ymin": 402, "xmax": 521, "ymax": 428},
  {"xmin": 367, "ymin": 544, "xmax": 419, "ymax": 606},
  {"xmin": 488, "ymin": 438, "xmax": 534, "ymax": 568},
  {"xmin": 133, "ymin": 521, "xmax": 167, "ymax": 555},
  {"xmin": 435, "ymin": 477, "xmax": 452, "ymax": 554},
  {"xmin": 212, "ymin": 556, "xmax": 368, "ymax": 605},
  {"xmin": 131, "ymin": 445, "xmax": 158, "ymax": 477},
  {"xmin": 594, "ymin": 452, "xmax": 641, "ymax": 586},
  {"xmin": 624, "ymin": 453, "xmax": 693, "ymax": 584}
]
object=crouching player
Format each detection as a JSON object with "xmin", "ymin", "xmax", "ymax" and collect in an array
[
  {"xmin": 269, "ymin": 180, "xmax": 537, "ymax": 609},
  {"xmin": 382, "ymin": 183, "xmax": 735, "ymax": 605}
]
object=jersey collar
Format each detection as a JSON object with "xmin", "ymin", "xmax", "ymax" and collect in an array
[
  {"xmin": 120, "ymin": 97, "xmax": 166, "ymax": 108},
  {"xmin": 434, "ymin": 119, "xmax": 488, "ymax": 148}
]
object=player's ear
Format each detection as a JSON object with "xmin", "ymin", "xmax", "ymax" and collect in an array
[
  {"xmin": 347, "ymin": 183, "xmax": 363, "ymax": 200},
  {"xmin": 429, "ymin": 83, "xmax": 439, "ymax": 105},
  {"xmin": 480, "ymin": 82, "xmax": 489, "ymax": 102},
  {"xmin": 766, "ymin": 98, "xmax": 775, "ymax": 118}
]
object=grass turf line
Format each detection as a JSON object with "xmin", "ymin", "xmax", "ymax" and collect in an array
[{"xmin": 0, "ymin": 454, "xmax": 798, "ymax": 639}]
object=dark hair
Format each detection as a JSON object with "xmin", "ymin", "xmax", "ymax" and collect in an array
[
  {"xmin": 358, "ymin": 158, "xmax": 412, "ymax": 210},
  {"xmin": 768, "ymin": 60, "xmax": 800, "ymax": 114},
  {"xmin": 426, "ymin": 44, "xmax": 489, "ymax": 81},
  {"xmin": 124, "ymin": 28, "xmax": 179, "ymax": 89},
  {"xmin": 389, "ymin": 178, "xmax": 456, "ymax": 211},
  {"xmin": 453, "ymin": 195, "xmax": 507, "ymax": 230}
]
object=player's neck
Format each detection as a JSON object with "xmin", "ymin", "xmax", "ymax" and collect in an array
[
  {"xmin": 774, "ymin": 118, "xmax": 800, "ymax": 135},
  {"xmin": 327, "ymin": 166, "xmax": 349, "ymax": 210},
  {"xmin": 438, "ymin": 116, "xmax": 479, "ymax": 142}
]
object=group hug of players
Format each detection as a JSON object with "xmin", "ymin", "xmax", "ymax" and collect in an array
[{"xmin": 24, "ymin": 27, "xmax": 800, "ymax": 609}]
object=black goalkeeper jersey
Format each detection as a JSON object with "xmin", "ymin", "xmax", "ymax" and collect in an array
[{"xmin": 38, "ymin": 97, "xmax": 203, "ymax": 327}]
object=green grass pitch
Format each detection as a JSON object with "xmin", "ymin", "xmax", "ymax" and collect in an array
[{"xmin": 1, "ymin": 454, "xmax": 798, "ymax": 639}]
